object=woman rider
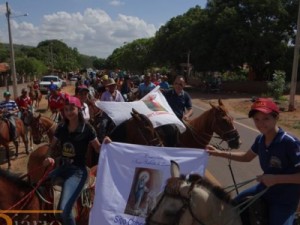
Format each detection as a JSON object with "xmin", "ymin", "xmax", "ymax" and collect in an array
[{"xmin": 43, "ymin": 96, "xmax": 101, "ymax": 225}]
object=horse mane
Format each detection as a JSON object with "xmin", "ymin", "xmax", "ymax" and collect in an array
[
  {"xmin": 0, "ymin": 169, "xmax": 32, "ymax": 189},
  {"xmin": 165, "ymin": 174, "xmax": 233, "ymax": 204}
]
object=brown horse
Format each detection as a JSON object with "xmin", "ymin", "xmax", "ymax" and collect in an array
[
  {"xmin": 0, "ymin": 115, "xmax": 29, "ymax": 168},
  {"xmin": 25, "ymin": 113, "xmax": 57, "ymax": 145},
  {"xmin": 146, "ymin": 160, "xmax": 243, "ymax": 225},
  {"xmin": 28, "ymin": 85, "xmax": 42, "ymax": 108},
  {"xmin": 156, "ymin": 99, "xmax": 241, "ymax": 149},
  {"xmin": 0, "ymin": 166, "xmax": 96, "ymax": 225}
]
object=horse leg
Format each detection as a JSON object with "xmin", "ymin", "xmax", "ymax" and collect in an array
[
  {"xmin": 21, "ymin": 131, "xmax": 29, "ymax": 155},
  {"xmin": 13, "ymin": 139, "xmax": 19, "ymax": 157},
  {"xmin": 4, "ymin": 143, "xmax": 11, "ymax": 168}
]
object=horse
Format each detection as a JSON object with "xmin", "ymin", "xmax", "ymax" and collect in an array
[
  {"xmin": 146, "ymin": 160, "xmax": 243, "ymax": 225},
  {"xmin": 27, "ymin": 108, "xmax": 163, "ymax": 184},
  {"xmin": 24, "ymin": 112, "xmax": 57, "ymax": 145},
  {"xmin": 0, "ymin": 166, "xmax": 96, "ymax": 225},
  {"xmin": 0, "ymin": 114, "xmax": 29, "ymax": 168},
  {"xmin": 28, "ymin": 84, "xmax": 42, "ymax": 108},
  {"xmin": 156, "ymin": 99, "xmax": 241, "ymax": 149}
]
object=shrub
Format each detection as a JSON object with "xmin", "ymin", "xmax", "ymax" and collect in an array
[{"xmin": 267, "ymin": 70, "xmax": 286, "ymax": 100}]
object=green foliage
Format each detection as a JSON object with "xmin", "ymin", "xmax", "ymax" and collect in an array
[
  {"xmin": 267, "ymin": 70, "xmax": 286, "ymax": 100},
  {"xmin": 222, "ymin": 67, "xmax": 248, "ymax": 81},
  {"xmin": 15, "ymin": 57, "xmax": 47, "ymax": 76}
]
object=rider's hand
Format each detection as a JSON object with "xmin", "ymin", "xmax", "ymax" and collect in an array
[
  {"xmin": 103, "ymin": 136, "xmax": 112, "ymax": 144},
  {"xmin": 43, "ymin": 157, "xmax": 55, "ymax": 167},
  {"xmin": 183, "ymin": 115, "xmax": 190, "ymax": 121},
  {"xmin": 205, "ymin": 145, "xmax": 221, "ymax": 156},
  {"xmin": 256, "ymin": 174, "xmax": 277, "ymax": 187}
]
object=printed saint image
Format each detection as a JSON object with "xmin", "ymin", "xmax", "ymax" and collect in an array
[{"xmin": 124, "ymin": 167, "xmax": 163, "ymax": 217}]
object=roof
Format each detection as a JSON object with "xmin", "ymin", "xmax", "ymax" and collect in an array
[{"xmin": 0, "ymin": 63, "xmax": 10, "ymax": 72}]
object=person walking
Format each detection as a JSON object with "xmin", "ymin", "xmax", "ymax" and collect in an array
[
  {"xmin": 206, "ymin": 98, "xmax": 300, "ymax": 225},
  {"xmin": 43, "ymin": 96, "xmax": 101, "ymax": 225},
  {"xmin": 163, "ymin": 75, "xmax": 193, "ymax": 121},
  {"xmin": 76, "ymin": 85, "xmax": 90, "ymax": 123}
]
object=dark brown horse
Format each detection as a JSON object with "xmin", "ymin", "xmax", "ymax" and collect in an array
[
  {"xmin": 28, "ymin": 85, "xmax": 42, "ymax": 108},
  {"xmin": 156, "ymin": 99, "xmax": 241, "ymax": 149},
  {"xmin": 0, "ymin": 115, "xmax": 29, "ymax": 168},
  {"xmin": 0, "ymin": 166, "xmax": 96, "ymax": 225}
]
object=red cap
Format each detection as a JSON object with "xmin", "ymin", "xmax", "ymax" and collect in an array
[
  {"xmin": 249, "ymin": 98, "xmax": 279, "ymax": 117},
  {"xmin": 65, "ymin": 96, "xmax": 82, "ymax": 108},
  {"xmin": 78, "ymin": 85, "xmax": 89, "ymax": 93}
]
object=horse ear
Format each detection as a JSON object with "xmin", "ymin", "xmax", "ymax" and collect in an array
[
  {"xmin": 132, "ymin": 108, "xmax": 138, "ymax": 114},
  {"xmin": 170, "ymin": 160, "xmax": 180, "ymax": 178},
  {"xmin": 209, "ymin": 101, "xmax": 217, "ymax": 109},
  {"xmin": 218, "ymin": 99, "xmax": 224, "ymax": 106}
]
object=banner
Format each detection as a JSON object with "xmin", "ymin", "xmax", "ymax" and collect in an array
[
  {"xmin": 95, "ymin": 86, "xmax": 186, "ymax": 133},
  {"xmin": 89, "ymin": 142, "xmax": 208, "ymax": 225}
]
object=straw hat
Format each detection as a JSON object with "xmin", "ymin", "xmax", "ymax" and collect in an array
[{"xmin": 105, "ymin": 78, "xmax": 116, "ymax": 86}]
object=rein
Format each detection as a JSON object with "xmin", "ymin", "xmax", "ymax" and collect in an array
[{"xmin": 3, "ymin": 164, "xmax": 54, "ymax": 212}]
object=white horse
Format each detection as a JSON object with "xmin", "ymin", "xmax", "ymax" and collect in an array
[{"xmin": 146, "ymin": 161, "xmax": 242, "ymax": 225}]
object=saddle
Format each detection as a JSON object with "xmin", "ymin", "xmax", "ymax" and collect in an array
[{"xmin": 39, "ymin": 167, "xmax": 96, "ymax": 220}]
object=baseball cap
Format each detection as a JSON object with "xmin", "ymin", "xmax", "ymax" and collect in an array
[
  {"xmin": 3, "ymin": 91, "xmax": 11, "ymax": 97},
  {"xmin": 78, "ymin": 85, "xmax": 89, "ymax": 93},
  {"xmin": 248, "ymin": 98, "xmax": 279, "ymax": 117},
  {"xmin": 65, "ymin": 96, "xmax": 82, "ymax": 108}
]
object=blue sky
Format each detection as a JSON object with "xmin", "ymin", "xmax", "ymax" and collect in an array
[{"xmin": 0, "ymin": 0, "xmax": 206, "ymax": 58}]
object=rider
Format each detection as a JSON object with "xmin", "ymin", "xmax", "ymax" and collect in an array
[
  {"xmin": 206, "ymin": 98, "xmax": 300, "ymax": 225},
  {"xmin": 43, "ymin": 96, "xmax": 101, "ymax": 225},
  {"xmin": 137, "ymin": 73, "xmax": 156, "ymax": 99},
  {"xmin": 15, "ymin": 88, "xmax": 33, "ymax": 119},
  {"xmin": 48, "ymin": 86, "xmax": 69, "ymax": 122},
  {"xmin": 32, "ymin": 80, "xmax": 40, "ymax": 99},
  {"xmin": 76, "ymin": 85, "xmax": 90, "ymax": 122},
  {"xmin": 0, "ymin": 91, "xmax": 19, "ymax": 141}
]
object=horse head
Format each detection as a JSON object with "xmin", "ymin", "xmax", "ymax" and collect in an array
[
  {"xmin": 209, "ymin": 99, "xmax": 241, "ymax": 149},
  {"xmin": 130, "ymin": 108, "xmax": 163, "ymax": 146},
  {"xmin": 146, "ymin": 161, "xmax": 242, "ymax": 225}
]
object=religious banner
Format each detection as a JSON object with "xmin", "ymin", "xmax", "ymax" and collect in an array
[
  {"xmin": 89, "ymin": 142, "xmax": 208, "ymax": 225},
  {"xmin": 95, "ymin": 86, "xmax": 186, "ymax": 133}
]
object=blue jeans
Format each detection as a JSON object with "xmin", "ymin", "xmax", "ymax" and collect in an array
[
  {"xmin": 234, "ymin": 183, "xmax": 296, "ymax": 225},
  {"xmin": 49, "ymin": 164, "xmax": 88, "ymax": 225}
]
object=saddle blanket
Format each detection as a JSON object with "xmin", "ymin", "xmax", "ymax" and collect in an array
[
  {"xmin": 89, "ymin": 142, "xmax": 208, "ymax": 225},
  {"xmin": 95, "ymin": 86, "xmax": 186, "ymax": 133}
]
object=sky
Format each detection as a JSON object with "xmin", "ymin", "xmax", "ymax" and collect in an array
[{"xmin": 0, "ymin": 0, "xmax": 206, "ymax": 58}]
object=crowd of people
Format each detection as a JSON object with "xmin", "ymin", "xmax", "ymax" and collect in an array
[{"xmin": 1, "ymin": 70, "xmax": 300, "ymax": 225}]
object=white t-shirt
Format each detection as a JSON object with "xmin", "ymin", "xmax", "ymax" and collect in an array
[{"xmin": 82, "ymin": 102, "xmax": 90, "ymax": 122}]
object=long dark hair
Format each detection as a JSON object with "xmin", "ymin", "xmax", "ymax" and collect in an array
[{"xmin": 63, "ymin": 108, "xmax": 85, "ymax": 125}]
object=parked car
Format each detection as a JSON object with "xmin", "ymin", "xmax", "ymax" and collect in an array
[{"xmin": 39, "ymin": 75, "xmax": 63, "ymax": 94}]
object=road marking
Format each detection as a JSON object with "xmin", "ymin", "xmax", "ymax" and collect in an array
[{"xmin": 192, "ymin": 104, "xmax": 260, "ymax": 134}]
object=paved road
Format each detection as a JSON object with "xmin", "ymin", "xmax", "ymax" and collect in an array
[{"xmin": 191, "ymin": 99, "xmax": 262, "ymax": 197}]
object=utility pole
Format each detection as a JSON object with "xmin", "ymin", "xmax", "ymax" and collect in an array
[
  {"xmin": 289, "ymin": 0, "xmax": 300, "ymax": 111},
  {"xmin": 6, "ymin": 1, "xmax": 18, "ymax": 98}
]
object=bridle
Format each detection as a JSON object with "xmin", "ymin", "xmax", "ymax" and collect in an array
[
  {"xmin": 31, "ymin": 116, "xmax": 56, "ymax": 142},
  {"xmin": 146, "ymin": 178, "xmax": 205, "ymax": 225},
  {"xmin": 184, "ymin": 107, "xmax": 240, "ymax": 148}
]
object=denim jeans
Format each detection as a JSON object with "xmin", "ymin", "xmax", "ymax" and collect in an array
[
  {"xmin": 234, "ymin": 183, "xmax": 296, "ymax": 225},
  {"xmin": 49, "ymin": 164, "xmax": 88, "ymax": 225}
]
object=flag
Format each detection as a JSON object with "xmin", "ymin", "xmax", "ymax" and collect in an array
[
  {"xmin": 89, "ymin": 142, "xmax": 208, "ymax": 225},
  {"xmin": 95, "ymin": 86, "xmax": 186, "ymax": 133}
]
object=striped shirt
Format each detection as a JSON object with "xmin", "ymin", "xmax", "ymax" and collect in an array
[{"xmin": 0, "ymin": 100, "xmax": 19, "ymax": 115}]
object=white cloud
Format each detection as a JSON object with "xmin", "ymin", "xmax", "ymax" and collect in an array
[
  {"xmin": 109, "ymin": 0, "xmax": 125, "ymax": 6},
  {"xmin": 1, "ymin": 8, "xmax": 157, "ymax": 58}
]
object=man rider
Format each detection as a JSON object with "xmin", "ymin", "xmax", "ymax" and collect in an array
[
  {"xmin": 0, "ymin": 91, "xmax": 19, "ymax": 141},
  {"xmin": 15, "ymin": 88, "xmax": 33, "ymax": 118}
]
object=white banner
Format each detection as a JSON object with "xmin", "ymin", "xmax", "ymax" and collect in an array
[
  {"xmin": 95, "ymin": 86, "xmax": 186, "ymax": 133},
  {"xmin": 89, "ymin": 142, "xmax": 208, "ymax": 225}
]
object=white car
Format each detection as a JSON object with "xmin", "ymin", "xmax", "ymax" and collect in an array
[{"xmin": 39, "ymin": 75, "xmax": 63, "ymax": 93}]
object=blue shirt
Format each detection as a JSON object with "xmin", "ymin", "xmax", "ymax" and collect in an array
[
  {"xmin": 138, "ymin": 82, "xmax": 156, "ymax": 98},
  {"xmin": 163, "ymin": 89, "xmax": 192, "ymax": 120},
  {"xmin": 251, "ymin": 128, "xmax": 300, "ymax": 204},
  {"xmin": 0, "ymin": 100, "xmax": 18, "ymax": 115}
]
